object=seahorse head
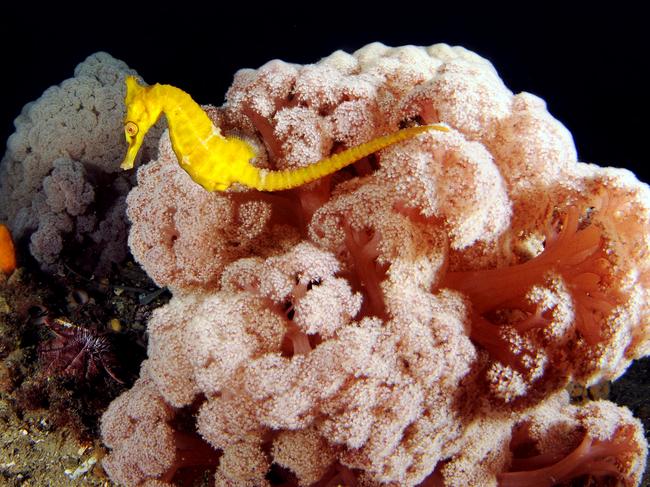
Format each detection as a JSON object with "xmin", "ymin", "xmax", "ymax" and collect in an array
[{"xmin": 120, "ymin": 76, "xmax": 162, "ymax": 170}]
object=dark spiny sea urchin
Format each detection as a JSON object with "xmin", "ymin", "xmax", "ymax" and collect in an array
[{"xmin": 38, "ymin": 317, "xmax": 122, "ymax": 383}]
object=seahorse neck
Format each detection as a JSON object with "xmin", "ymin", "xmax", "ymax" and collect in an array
[
  {"xmin": 153, "ymin": 84, "xmax": 215, "ymax": 159},
  {"xmin": 159, "ymin": 85, "xmax": 210, "ymax": 128}
]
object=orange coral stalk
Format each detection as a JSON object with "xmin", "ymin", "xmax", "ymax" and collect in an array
[
  {"xmin": 0, "ymin": 224, "xmax": 17, "ymax": 274},
  {"xmin": 444, "ymin": 206, "xmax": 619, "ymax": 345},
  {"xmin": 499, "ymin": 430, "xmax": 637, "ymax": 487}
]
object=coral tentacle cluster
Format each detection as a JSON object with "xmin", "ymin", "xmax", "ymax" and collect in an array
[{"xmin": 100, "ymin": 43, "xmax": 649, "ymax": 486}]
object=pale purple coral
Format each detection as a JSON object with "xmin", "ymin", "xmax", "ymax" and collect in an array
[
  {"xmin": 0, "ymin": 52, "xmax": 163, "ymax": 273},
  {"xmin": 42, "ymin": 158, "xmax": 95, "ymax": 216},
  {"xmin": 102, "ymin": 42, "xmax": 649, "ymax": 486}
]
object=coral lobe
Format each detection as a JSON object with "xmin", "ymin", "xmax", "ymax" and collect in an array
[{"xmin": 95, "ymin": 43, "xmax": 650, "ymax": 486}]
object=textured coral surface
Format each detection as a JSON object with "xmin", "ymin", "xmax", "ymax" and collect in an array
[
  {"xmin": 0, "ymin": 52, "xmax": 162, "ymax": 273},
  {"xmin": 102, "ymin": 43, "xmax": 649, "ymax": 486}
]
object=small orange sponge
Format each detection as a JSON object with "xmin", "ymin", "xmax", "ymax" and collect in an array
[{"xmin": 0, "ymin": 224, "xmax": 17, "ymax": 274}]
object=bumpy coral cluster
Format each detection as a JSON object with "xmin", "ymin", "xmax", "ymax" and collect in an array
[
  {"xmin": 0, "ymin": 52, "xmax": 162, "ymax": 273},
  {"xmin": 101, "ymin": 43, "xmax": 649, "ymax": 486}
]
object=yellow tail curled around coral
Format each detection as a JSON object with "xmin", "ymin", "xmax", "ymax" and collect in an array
[{"xmin": 120, "ymin": 76, "xmax": 448, "ymax": 191}]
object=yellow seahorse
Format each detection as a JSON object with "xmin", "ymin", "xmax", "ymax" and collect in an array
[{"xmin": 120, "ymin": 76, "xmax": 448, "ymax": 191}]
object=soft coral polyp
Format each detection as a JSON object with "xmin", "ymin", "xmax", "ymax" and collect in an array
[
  {"xmin": 500, "ymin": 427, "xmax": 639, "ymax": 487},
  {"xmin": 444, "ymin": 204, "xmax": 619, "ymax": 347}
]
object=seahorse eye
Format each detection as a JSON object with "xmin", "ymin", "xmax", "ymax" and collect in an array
[{"xmin": 125, "ymin": 121, "xmax": 139, "ymax": 137}]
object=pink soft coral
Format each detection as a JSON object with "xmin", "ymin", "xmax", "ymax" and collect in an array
[
  {"xmin": 102, "ymin": 42, "xmax": 649, "ymax": 486},
  {"xmin": 126, "ymin": 132, "xmax": 299, "ymax": 291}
]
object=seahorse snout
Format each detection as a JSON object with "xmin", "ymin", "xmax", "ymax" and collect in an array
[{"xmin": 121, "ymin": 136, "xmax": 143, "ymax": 170}]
